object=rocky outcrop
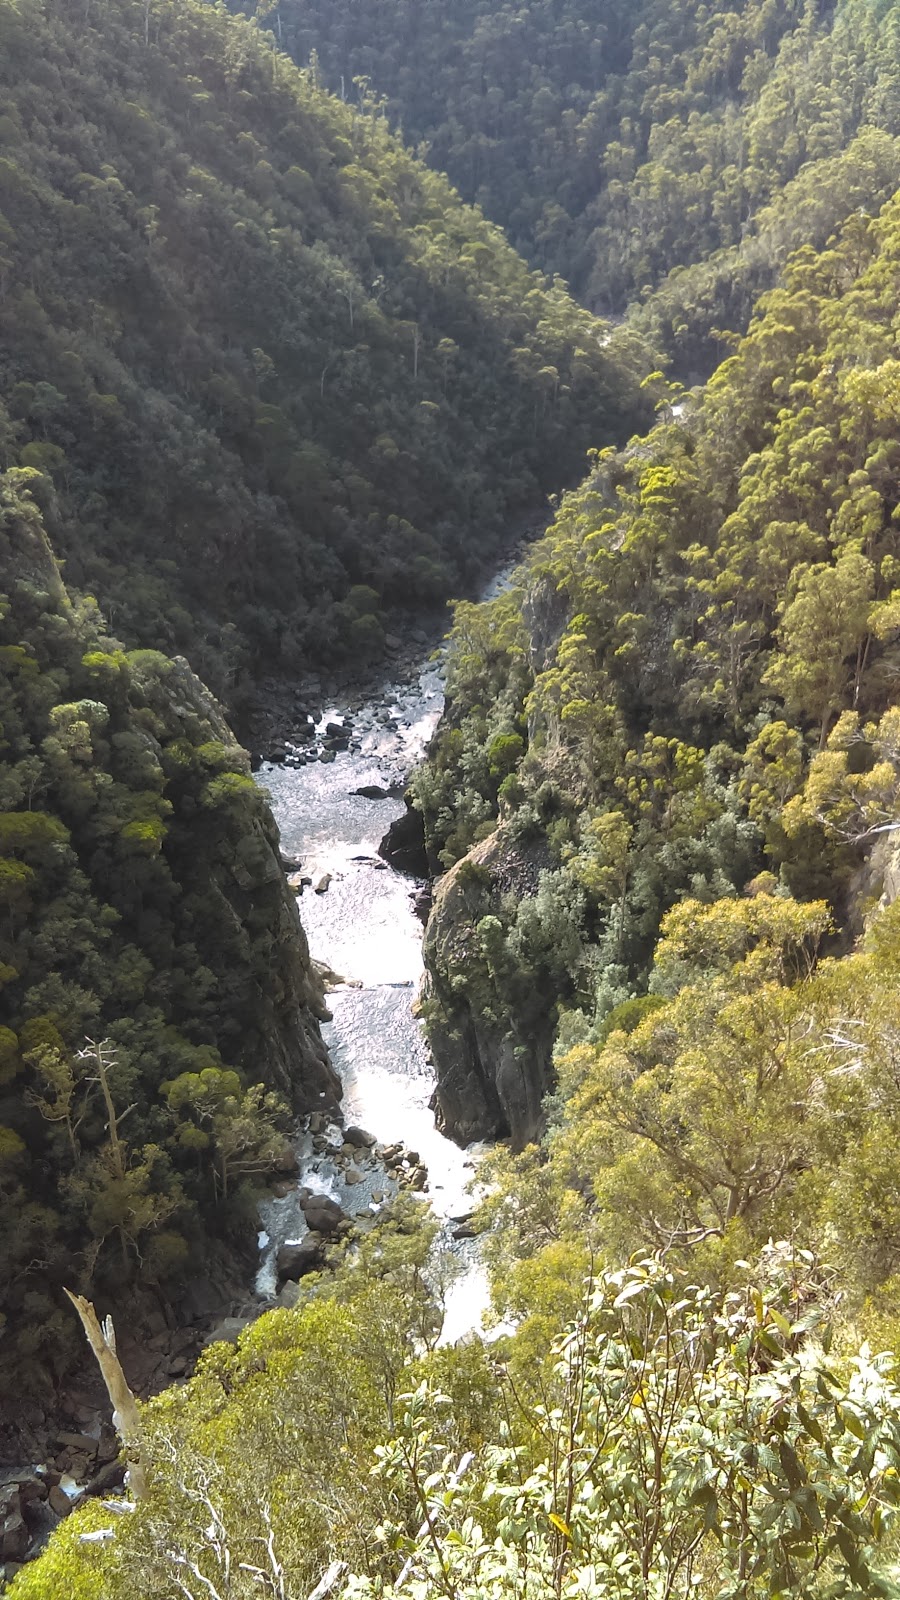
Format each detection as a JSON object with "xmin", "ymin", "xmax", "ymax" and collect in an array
[
  {"xmin": 165, "ymin": 655, "xmax": 342, "ymax": 1117},
  {"xmin": 421, "ymin": 826, "xmax": 560, "ymax": 1149},
  {"xmin": 379, "ymin": 802, "xmax": 428, "ymax": 875}
]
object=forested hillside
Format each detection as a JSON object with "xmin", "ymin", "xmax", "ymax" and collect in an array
[
  {"xmin": 242, "ymin": 0, "xmax": 900, "ymax": 374},
  {"xmin": 21, "ymin": 191, "xmax": 900, "ymax": 1600},
  {"xmin": 0, "ymin": 0, "xmax": 645, "ymax": 712},
  {"xmin": 414, "ymin": 196, "xmax": 900, "ymax": 1149},
  {"xmin": 15, "ymin": 0, "xmax": 900, "ymax": 1595},
  {"xmin": 0, "ymin": 467, "xmax": 336, "ymax": 1397}
]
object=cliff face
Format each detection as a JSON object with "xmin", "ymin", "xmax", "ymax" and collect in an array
[
  {"xmin": 421, "ymin": 827, "xmax": 562, "ymax": 1150},
  {"xmin": 162, "ymin": 655, "xmax": 341, "ymax": 1114}
]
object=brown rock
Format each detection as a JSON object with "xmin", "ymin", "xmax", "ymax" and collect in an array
[
  {"xmin": 344, "ymin": 1125, "xmax": 377, "ymax": 1148},
  {"xmin": 54, "ymin": 1431, "xmax": 98, "ymax": 1454},
  {"xmin": 301, "ymin": 1195, "xmax": 346, "ymax": 1235},
  {"xmin": 85, "ymin": 1460, "xmax": 126, "ymax": 1496},
  {"xmin": 277, "ymin": 1236, "xmax": 325, "ymax": 1280},
  {"xmin": 48, "ymin": 1485, "xmax": 73, "ymax": 1517},
  {"xmin": 1, "ymin": 1498, "xmax": 29, "ymax": 1562}
]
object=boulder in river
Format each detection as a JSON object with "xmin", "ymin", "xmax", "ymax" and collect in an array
[
  {"xmin": 277, "ymin": 1236, "xmax": 325, "ymax": 1280},
  {"xmin": 379, "ymin": 803, "xmax": 427, "ymax": 876},
  {"xmin": 344, "ymin": 1125, "xmax": 377, "ymax": 1148},
  {"xmin": 1, "ymin": 1483, "xmax": 34, "ymax": 1561},
  {"xmin": 354, "ymin": 784, "xmax": 390, "ymax": 800},
  {"xmin": 315, "ymin": 873, "xmax": 332, "ymax": 894},
  {"xmin": 301, "ymin": 1194, "xmax": 346, "ymax": 1235}
]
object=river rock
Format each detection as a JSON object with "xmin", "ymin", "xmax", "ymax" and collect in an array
[
  {"xmin": 280, "ymin": 852, "xmax": 304, "ymax": 872},
  {"xmin": 314, "ymin": 873, "xmax": 332, "ymax": 894},
  {"xmin": 55, "ymin": 1431, "xmax": 98, "ymax": 1454},
  {"xmin": 344, "ymin": 1125, "xmax": 377, "ymax": 1148},
  {"xmin": 300, "ymin": 1194, "xmax": 346, "ymax": 1235},
  {"xmin": 277, "ymin": 1237, "xmax": 325, "ymax": 1280},
  {"xmin": 1, "ymin": 1488, "xmax": 31, "ymax": 1561},
  {"xmin": 344, "ymin": 1165, "xmax": 364, "ymax": 1184},
  {"xmin": 378, "ymin": 804, "xmax": 427, "ymax": 876},
  {"xmin": 48, "ymin": 1485, "xmax": 74, "ymax": 1518},
  {"xmin": 412, "ymin": 886, "xmax": 433, "ymax": 922},
  {"xmin": 203, "ymin": 1315, "xmax": 255, "ymax": 1346},
  {"xmin": 85, "ymin": 1460, "xmax": 126, "ymax": 1496},
  {"xmin": 313, "ymin": 958, "xmax": 349, "ymax": 989},
  {"xmin": 319, "ymin": 749, "xmax": 336, "ymax": 763},
  {"xmin": 354, "ymin": 784, "xmax": 389, "ymax": 800}
]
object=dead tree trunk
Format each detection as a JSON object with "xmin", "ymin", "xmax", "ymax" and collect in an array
[{"xmin": 64, "ymin": 1290, "xmax": 148, "ymax": 1499}]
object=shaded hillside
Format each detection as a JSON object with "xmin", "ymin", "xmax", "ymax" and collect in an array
[
  {"xmin": 0, "ymin": 0, "xmax": 646, "ymax": 711},
  {"xmin": 0, "ymin": 469, "xmax": 336, "ymax": 1394},
  {"xmin": 240, "ymin": 0, "xmax": 900, "ymax": 374}
]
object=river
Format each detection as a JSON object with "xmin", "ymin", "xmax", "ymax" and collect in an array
[{"xmin": 253, "ymin": 574, "xmax": 514, "ymax": 1343}]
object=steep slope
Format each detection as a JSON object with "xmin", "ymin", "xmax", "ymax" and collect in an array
[
  {"xmin": 240, "ymin": 0, "xmax": 900, "ymax": 374},
  {"xmin": 0, "ymin": 469, "xmax": 337, "ymax": 1395},
  {"xmin": 414, "ymin": 195, "xmax": 900, "ymax": 1144},
  {"xmin": 0, "ymin": 0, "xmax": 647, "ymax": 714}
]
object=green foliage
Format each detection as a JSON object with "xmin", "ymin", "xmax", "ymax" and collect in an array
[
  {"xmin": 0, "ymin": 471, "xmax": 326, "ymax": 1392},
  {"xmin": 418, "ymin": 196, "xmax": 900, "ymax": 1080},
  {"xmin": 241, "ymin": 0, "xmax": 900, "ymax": 377},
  {"xmin": 0, "ymin": 0, "xmax": 647, "ymax": 710},
  {"xmin": 343, "ymin": 1252, "xmax": 900, "ymax": 1600}
]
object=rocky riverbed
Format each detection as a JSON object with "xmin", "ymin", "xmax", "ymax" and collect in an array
[{"xmin": 250, "ymin": 639, "xmax": 500, "ymax": 1344}]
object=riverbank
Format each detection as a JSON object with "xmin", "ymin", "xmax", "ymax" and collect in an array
[{"xmin": 242, "ymin": 519, "xmax": 539, "ymax": 763}]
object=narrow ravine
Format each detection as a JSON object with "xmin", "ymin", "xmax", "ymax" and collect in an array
[{"xmin": 253, "ymin": 574, "xmax": 514, "ymax": 1341}]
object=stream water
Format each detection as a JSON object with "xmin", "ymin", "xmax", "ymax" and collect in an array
[{"xmin": 253, "ymin": 577, "xmax": 513, "ymax": 1342}]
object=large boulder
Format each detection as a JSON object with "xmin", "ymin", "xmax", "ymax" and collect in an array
[
  {"xmin": 276, "ymin": 1236, "xmax": 325, "ymax": 1280},
  {"xmin": 343, "ymin": 1125, "xmax": 376, "ymax": 1148},
  {"xmin": 300, "ymin": 1194, "xmax": 346, "ymax": 1235},
  {"xmin": 379, "ymin": 803, "xmax": 427, "ymax": 876}
]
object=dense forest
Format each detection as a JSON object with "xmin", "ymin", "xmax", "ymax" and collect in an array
[
  {"xmin": 238, "ymin": 0, "xmax": 900, "ymax": 374},
  {"xmin": 0, "ymin": 466, "xmax": 336, "ymax": 1398},
  {"xmin": 0, "ymin": 0, "xmax": 646, "ymax": 1433},
  {"xmin": 12, "ymin": 0, "xmax": 900, "ymax": 1594},
  {"xmin": 0, "ymin": 0, "xmax": 646, "ymax": 714}
]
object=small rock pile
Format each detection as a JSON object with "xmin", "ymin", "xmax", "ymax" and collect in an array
[
  {"xmin": 2, "ymin": 1421, "xmax": 124, "ymax": 1581},
  {"xmin": 379, "ymin": 1142, "xmax": 429, "ymax": 1192}
]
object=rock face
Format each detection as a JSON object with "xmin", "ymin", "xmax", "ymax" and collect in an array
[
  {"xmin": 231, "ymin": 799, "xmax": 341, "ymax": 1115},
  {"xmin": 300, "ymin": 1194, "xmax": 346, "ymax": 1235},
  {"xmin": 421, "ymin": 826, "xmax": 559, "ymax": 1149},
  {"xmin": 277, "ymin": 1237, "xmax": 325, "ymax": 1280},
  {"xmin": 379, "ymin": 803, "xmax": 428, "ymax": 875}
]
